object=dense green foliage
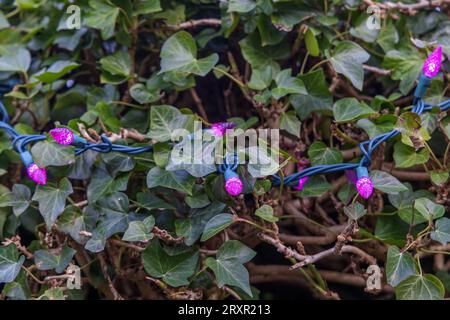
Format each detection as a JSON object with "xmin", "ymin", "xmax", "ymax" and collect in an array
[{"xmin": 0, "ymin": 0, "xmax": 449, "ymax": 300}]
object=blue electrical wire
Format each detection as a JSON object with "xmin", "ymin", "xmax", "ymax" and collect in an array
[
  {"xmin": 272, "ymin": 97, "xmax": 449, "ymax": 187},
  {"xmin": 0, "ymin": 87, "xmax": 153, "ymax": 160},
  {"xmin": 0, "ymin": 82, "xmax": 448, "ymax": 187}
]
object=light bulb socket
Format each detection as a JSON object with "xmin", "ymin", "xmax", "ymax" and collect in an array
[
  {"xmin": 414, "ymin": 73, "xmax": 431, "ymax": 99},
  {"xmin": 356, "ymin": 166, "xmax": 369, "ymax": 179},
  {"xmin": 20, "ymin": 151, "xmax": 33, "ymax": 167},
  {"xmin": 72, "ymin": 134, "xmax": 87, "ymax": 145},
  {"xmin": 224, "ymin": 168, "xmax": 239, "ymax": 181},
  {"xmin": 356, "ymin": 166, "xmax": 373, "ymax": 199}
]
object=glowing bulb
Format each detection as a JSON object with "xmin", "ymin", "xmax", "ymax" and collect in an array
[
  {"xmin": 50, "ymin": 128, "xmax": 74, "ymax": 145},
  {"xmin": 355, "ymin": 167, "xmax": 373, "ymax": 199},
  {"xmin": 225, "ymin": 176, "xmax": 243, "ymax": 196},
  {"xmin": 423, "ymin": 46, "xmax": 442, "ymax": 78},
  {"xmin": 27, "ymin": 163, "xmax": 47, "ymax": 185},
  {"xmin": 294, "ymin": 177, "xmax": 308, "ymax": 191},
  {"xmin": 210, "ymin": 122, "xmax": 236, "ymax": 137},
  {"xmin": 356, "ymin": 177, "xmax": 373, "ymax": 199}
]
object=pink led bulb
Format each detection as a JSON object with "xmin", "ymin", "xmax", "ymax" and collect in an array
[
  {"xmin": 356, "ymin": 176, "xmax": 373, "ymax": 199},
  {"xmin": 210, "ymin": 122, "xmax": 236, "ymax": 137},
  {"xmin": 423, "ymin": 46, "xmax": 442, "ymax": 78},
  {"xmin": 27, "ymin": 163, "xmax": 47, "ymax": 185},
  {"xmin": 294, "ymin": 177, "xmax": 308, "ymax": 191},
  {"xmin": 225, "ymin": 176, "xmax": 243, "ymax": 196},
  {"xmin": 50, "ymin": 128, "xmax": 74, "ymax": 145}
]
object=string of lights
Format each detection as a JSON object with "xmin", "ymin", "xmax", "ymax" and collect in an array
[{"xmin": 0, "ymin": 47, "xmax": 447, "ymax": 199}]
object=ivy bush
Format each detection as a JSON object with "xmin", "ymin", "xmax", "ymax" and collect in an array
[{"xmin": 0, "ymin": 0, "xmax": 449, "ymax": 300}]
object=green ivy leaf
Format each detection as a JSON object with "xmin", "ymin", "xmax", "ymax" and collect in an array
[
  {"xmin": 0, "ymin": 47, "xmax": 31, "ymax": 73},
  {"xmin": 142, "ymin": 239, "xmax": 199, "ymax": 287},
  {"xmin": 0, "ymin": 184, "xmax": 31, "ymax": 216},
  {"xmin": 429, "ymin": 170, "xmax": 449, "ymax": 186},
  {"xmin": 343, "ymin": 202, "xmax": 366, "ymax": 220},
  {"xmin": 395, "ymin": 274, "xmax": 444, "ymax": 300},
  {"xmin": 270, "ymin": 2, "xmax": 313, "ymax": 31},
  {"xmin": 38, "ymin": 287, "xmax": 66, "ymax": 300},
  {"xmin": 436, "ymin": 270, "xmax": 450, "ymax": 292},
  {"xmin": 414, "ymin": 198, "xmax": 445, "ymax": 221},
  {"xmin": 253, "ymin": 179, "xmax": 272, "ymax": 196},
  {"xmin": 0, "ymin": 244, "xmax": 25, "ymax": 283},
  {"xmin": 85, "ymin": 193, "xmax": 131, "ymax": 252},
  {"xmin": 239, "ymin": 32, "xmax": 290, "ymax": 74},
  {"xmin": 34, "ymin": 61, "xmax": 79, "ymax": 83},
  {"xmin": 85, "ymin": 0, "xmax": 119, "ymax": 40},
  {"xmin": 185, "ymin": 190, "xmax": 211, "ymax": 209},
  {"xmin": 299, "ymin": 176, "xmax": 331, "ymax": 197},
  {"xmin": 0, "ymin": 11, "xmax": 10, "ymax": 29},
  {"xmin": 129, "ymin": 83, "xmax": 160, "ymax": 104},
  {"xmin": 271, "ymin": 69, "xmax": 306, "ymax": 100},
  {"xmin": 304, "ymin": 28, "xmax": 320, "ymax": 57},
  {"xmin": 122, "ymin": 216, "xmax": 155, "ymax": 242},
  {"xmin": 31, "ymin": 141, "xmax": 75, "ymax": 167},
  {"xmin": 34, "ymin": 246, "xmax": 76, "ymax": 273},
  {"xmin": 333, "ymin": 98, "xmax": 376, "ymax": 123},
  {"xmin": 159, "ymin": 31, "xmax": 218, "ymax": 76},
  {"xmin": 135, "ymin": 0, "xmax": 162, "ymax": 15},
  {"xmin": 87, "ymin": 166, "xmax": 129, "ymax": 203},
  {"xmin": 257, "ymin": 14, "xmax": 285, "ymax": 46},
  {"xmin": 148, "ymin": 105, "xmax": 190, "ymax": 142},
  {"xmin": 430, "ymin": 217, "xmax": 450, "ymax": 245},
  {"xmin": 280, "ymin": 111, "xmax": 301, "ymax": 138},
  {"xmin": 205, "ymin": 240, "xmax": 256, "ymax": 296},
  {"xmin": 136, "ymin": 192, "xmax": 174, "ymax": 211},
  {"xmin": 176, "ymin": 202, "xmax": 226, "ymax": 245},
  {"xmin": 228, "ymin": 0, "xmax": 256, "ymax": 13},
  {"xmin": 377, "ymin": 21, "xmax": 398, "ymax": 53},
  {"xmin": 247, "ymin": 145, "xmax": 280, "ymax": 178},
  {"xmin": 147, "ymin": 166, "xmax": 195, "ymax": 195},
  {"xmin": 357, "ymin": 116, "xmax": 395, "ymax": 139},
  {"xmin": 201, "ymin": 213, "xmax": 234, "ymax": 241},
  {"xmin": 329, "ymin": 41, "xmax": 370, "ymax": 90},
  {"xmin": 395, "ymin": 112, "xmax": 430, "ymax": 150},
  {"xmin": 100, "ymin": 51, "xmax": 132, "ymax": 84},
  {"xmin": 255, "ymin": 204, "xmax": 278, "ymax": 222},
  {"xmin": 349, "ymin": 13, "xmax": 379, "ymax": 43},
  {"xmin": 375, "ymin": 214, "xmax": 411, "ymax": 247},
  {"xmin": 248, "ymin": 68, "xmax": 272, "ymax": 90},
  {"xmin": 370, "ymin": 170, "xmax": 408, "ymax": 195},
  {"xmin": 388, "ymin": 183, "xmax": 432, "ymax": 226},
  {"xmin": 290, "ymin": 69, "xmax": 333, "ymax": 119},
  {"xmin": 2, "ymin": 270, "xmax": 30, "ymax": 300},
  {"xmin": 393, "ymin": 142, "xmax": 430, "ymax": 168},
  {"xmin": 383, "ymin": 48, "xmax": 423, "ymax": 95},
  {"xmin": 386, "ymin": 246, "xmax": 417, "ymax": 287},
  {"xmin": 57, "ymin": 205, "xmax": 98, "ymax": 244},
  {"xmin": 308, "ymin": 141, "xmax": 343, "ymax": 166},
  {"xmin": 32, "ymin": 178, "xmax": 73, "ymax": 228}
]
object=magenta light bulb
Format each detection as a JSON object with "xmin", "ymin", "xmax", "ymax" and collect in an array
[
  {"xmin": 225, "ymin": 176, "xmax": 243, "ymax": 196},
  {"xmin": 356, "ymin": 176, "xmax": 373, "ymax": 199},
  {"xmin": 423, "ymin": 46, "xmax": 442, "ymax": 78},
  {"xmin": 210, "ymin": 122, "xmax": 236, "ymax": 137},
  {"xmin": 294, "ymin": 177, "xmax": 308, "ymax": 191},
  {"xmin": 27, "ymin": 163, "xmax": 47, "ymax": 185},
  {"xmin": 50, "ymin": 128, "xmax": 74, "ymax": 145}
]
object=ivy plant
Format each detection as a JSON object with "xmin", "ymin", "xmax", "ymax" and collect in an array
[{"xmin": 0, "ymin": 0, "xmax": 448, "ymax": 301}]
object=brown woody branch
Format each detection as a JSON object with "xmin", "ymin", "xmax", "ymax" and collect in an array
[{"xmin": 172, "ymin": 19, "xmax": 222, "ymax": 30}]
